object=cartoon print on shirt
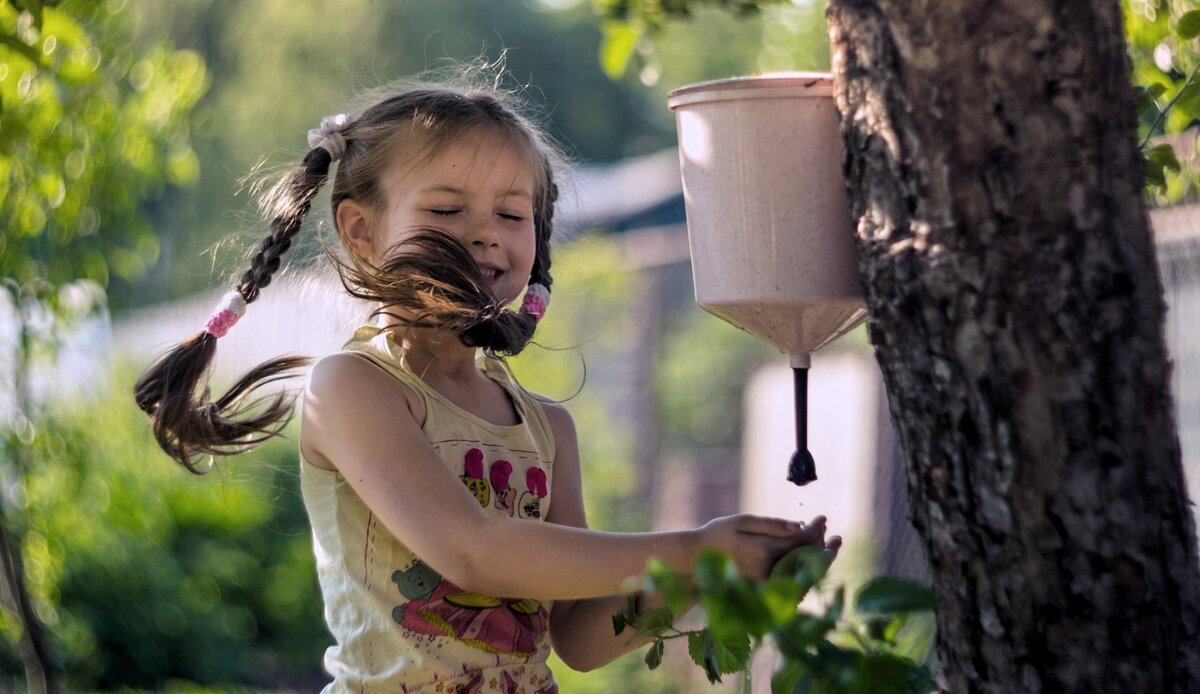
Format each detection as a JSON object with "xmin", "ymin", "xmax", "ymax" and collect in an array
[
  {"xmin": 489, "ymin": 459, "xmax": 517, "ymax": 516},
  {"xmin": 518, "ymin": 467, "xmax": 548, "ymax": 519},
  {"xmin": 460, "ymin": 448, "xmax": 490, "ymax": 507},
  {"xmin": 392, "ymin": 560, "xmax": 441, "ymax": 600},
  {"xmin": 390, "ymin": 572, "xmax": 548, "ymax": 657}
]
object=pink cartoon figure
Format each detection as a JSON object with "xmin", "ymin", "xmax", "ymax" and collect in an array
[
  {"xmin": 460, "ymin": 448, "xmax": 490, "ymax": 508},
  {"xmin": 518, "ymin": 467, "xmax": 548, "ymax": 519},
  {"xmin": 490, "ymin": 460, "xmax": 517, "ymax": 516},
  {"xmin": 392, "ymin": 577, "xmax": 548, "ymax": 657}
]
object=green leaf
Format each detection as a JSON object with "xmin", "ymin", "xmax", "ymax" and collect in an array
[
  {"xmin": 762, "ymin": 576, "xmax": 803, "ymax": 624},
  {"xmin": 770, "ymin": 546, "xmax": 830, "ymax": 588},
  {"xmin": 771, "ymin": 659, "xmax": 810, "ymax": 694},
  {"xmin": 693, "ymin": 548, "xmax": 737, "ymax": 592},
  {"xmin": 1178, "ymin": 10, "xmax": 1200, "ymax": 40},
  {"xmin": 634, "ymin": 606, "xmax": 675, "ymax": 637},
  {"xmin": 600, "ymin": 20, "xmax": 640, "ymax": 79},
  {"xmin": 906, "ymin": 661, "xmax": 938, "ymax": 694},
  {"xmin": 687, "ymin": 629, "xmax": 752, "ymax": 684},
  {"xmin": 1134, "ymin": 83, "xmax": 1167, "ymax": 114},
  {"xmin": 854, "ymin": 577, "xmax": 937, "ymax": 615},
  {"xmin": 864, "ymin": 614, "xmax": 895, "ymax": 643},
  {"xmin": 644, "ymin": 638, "xmax": 665, "ymax": 670},
  {"xmin": 826, "ymin": 585, "xmax": 845, "ymax": 623},
  {"xmin": 1175, "ymin": 81, "xmax": 1200, "ymax": 118},
  {"xmin": 688, "ymin": 631, "xmax": 721, "ymax": 683},
  {"xmin": 1148, "ymin": 142, "xmax": 1181, "ymax": 172},
  {"xmin": 773, "ymin": 613, "xmax": 835, "ymax": 657},
  {"xmin": 720, "ymin": 581, "xmax": 775, "ymax": 638},
  {"xmin": 646, "ymin": 557, "xmax": 694, "ymax": 615},
  {"xmin": 612, "ymin": 610, "xmax": 627, "ymax": 636},
  {"xmin": 1145, "ymin": 157, "xmax": 1168, "ymax": 192}
]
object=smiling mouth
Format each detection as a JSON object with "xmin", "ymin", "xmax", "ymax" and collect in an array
[{"xmin": 481, "ymin": 267, "xmax": 503, "ymax": 282}]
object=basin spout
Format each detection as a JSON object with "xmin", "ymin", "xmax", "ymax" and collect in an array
[{"xmin": 787, "ymin": 358, "xmax": 817, "ymax": 486}]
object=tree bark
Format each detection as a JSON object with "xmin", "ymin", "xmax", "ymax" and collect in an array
[{"xmin": 825, "ymin": 1, "xmax": 1200, "ymax": 691}]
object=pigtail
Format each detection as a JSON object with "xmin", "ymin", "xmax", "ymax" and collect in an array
[{"xmin": 133, "ymin": 148, "xmax": 333, "ymax": 472}]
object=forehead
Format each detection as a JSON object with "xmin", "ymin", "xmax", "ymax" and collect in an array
[{"xmin": 383, "ymin": 128, "xmax": 538, "ymax": 200}]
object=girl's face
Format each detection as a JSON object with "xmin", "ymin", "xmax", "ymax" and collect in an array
[{"xmin": 340, "ymin": 129, "xmax": 538, "ymax": 307}]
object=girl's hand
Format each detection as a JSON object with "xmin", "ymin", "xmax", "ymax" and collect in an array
[{"xmin": 696, "ymin": 514, "xmax": 832, "ymax": 581}]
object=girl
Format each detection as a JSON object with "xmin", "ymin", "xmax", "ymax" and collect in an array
[{"xmin": 135, "ymin": 80, "xmax": 839, "ymax": 692}]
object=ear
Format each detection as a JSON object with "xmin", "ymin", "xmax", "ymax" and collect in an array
[{"xmin": 336, "ymin": 198, "xmax": 375, "ymax": 261}]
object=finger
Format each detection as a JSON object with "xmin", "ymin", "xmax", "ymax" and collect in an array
[
  {"xmin": 789, "ymin": 518, "xmax": 827, "ymax": 546},
  {"xmin": 825, "ymin": 535, "xmax": 842, "ymax": 562},
  {"xmin": 737, "ymin": 515, "xmax": 805, "ymax": 538}
]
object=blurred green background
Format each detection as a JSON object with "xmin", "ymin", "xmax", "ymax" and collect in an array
[{"xmin": 2, "ymin": 0, "xmax": 1195, "ymax": 691}]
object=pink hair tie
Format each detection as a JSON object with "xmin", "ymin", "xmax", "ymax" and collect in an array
[
  {"xmin": 203, "ymin": 291, "xmax": 247, "ymax": 338},
  {"xmin": 519, "ymin": 283, "xmax": 550, "ymax": 323}
]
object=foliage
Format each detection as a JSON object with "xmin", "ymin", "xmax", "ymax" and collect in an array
[
  {"xmin": 1127, "ymin": 2, "xmax": 1200, "ymax": 202},
  {"xmin": 2, "ymin": 2, "xmax": 207, "ymax": 688},
  {"xmin": 596, "ymin": 0, "xmax": 789, "ymax": 78},
  {"xmin": 6, "ymin": 363, "xmax": 328, "ymax": 691},
  {"xmin": 597, "ymin": 0, "xmax": 828, "ymax": 84},
  {"xmin": 0, "ymin": 0, "xmax": 207, "ymax": 299},
  {"xmin": 601, "ymin": 0, "xmax": 1200, "ymax": 202},
  {"xmin": 614, "ymin": 548, "xmax": 936, "ymax": 693}
]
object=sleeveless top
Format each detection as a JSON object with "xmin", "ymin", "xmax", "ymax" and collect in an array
[{"xmin": 300, "ymin": 325, "xmax": 559, "ymax": 693}]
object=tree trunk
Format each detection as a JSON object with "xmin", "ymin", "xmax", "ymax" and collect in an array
[{"xmin": 825, "ymin": 1, "xmax": 1200, "ymax": 691}]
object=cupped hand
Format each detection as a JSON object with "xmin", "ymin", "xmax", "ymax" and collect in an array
[{"xmin": 697, "ymin": 514, "xmax": 834, "ymax": 581}]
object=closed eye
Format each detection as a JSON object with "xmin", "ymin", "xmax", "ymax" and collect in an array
[
  {"xmin": 429, "ymin": 209, "xmax": 459, "ymax": 216},
  {"xmin": 499, "ymin": 213, "xmax": 525, "ymax": 221}
]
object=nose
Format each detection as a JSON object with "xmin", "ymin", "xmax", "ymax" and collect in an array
[{"xmin": 465, "ymin": 216, "xmax": 501, "ymax": 248}]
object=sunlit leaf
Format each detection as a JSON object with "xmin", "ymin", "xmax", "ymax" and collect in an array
[{"xmin": 600, "ymin": 20, "xmax": 640, "ymax": 79}]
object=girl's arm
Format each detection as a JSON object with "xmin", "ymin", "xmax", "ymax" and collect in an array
[
  {"xmin": 540, "ymin": 401, "xmax": 832, "ymax": 672},
  {"xmin": 540, "ymin": 401, "xmax": 670, "ymax": 672},
  {"xmin": 302, "ymin": 353, "xmax": 815, "ymax": 601}
]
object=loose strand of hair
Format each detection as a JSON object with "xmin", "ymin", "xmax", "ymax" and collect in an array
[{"xmin": 329, "ymin": 228, "xmax": 536, "ymax": 355}]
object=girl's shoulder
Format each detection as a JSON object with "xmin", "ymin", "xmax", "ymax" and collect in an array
[
  {"xmin": 300, "ymin": 351, "xmax": 427, "ymax": 471},
  {"xmin": 521, "ymin": 389, "xmax": 576, "ymax": 454},
  {"xmin": 306, "ymin": 349, "xmax": 427, "ymax": 422}
]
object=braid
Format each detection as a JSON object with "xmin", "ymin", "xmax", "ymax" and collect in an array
[
  {"xmin": 530, "ymin": 161, "xmax": 558, "ymax": 291},
  {"xmin": 239, "ymin": 148, "xmax": 333, "ymax": 302},
  {"xmin": 133, "ymin": 147, "xmax": 333, "ymax": 472}
]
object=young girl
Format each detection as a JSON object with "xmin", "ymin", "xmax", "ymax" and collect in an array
[{"xmin": 135, "ymin": 79, "xmax": 839, "ymax": 692}]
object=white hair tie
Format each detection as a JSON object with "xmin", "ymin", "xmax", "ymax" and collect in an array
[{"xmin": 307, "ymin": 113, "xmax": 353, "ymax": 160}]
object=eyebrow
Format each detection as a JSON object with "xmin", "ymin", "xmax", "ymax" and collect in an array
[{"xmin": 418, "ymin": 185, "xmax": 533, "ymax": 199}]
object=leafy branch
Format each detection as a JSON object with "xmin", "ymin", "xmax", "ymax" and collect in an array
[
  {"xmin": 1137, "ymin": 9, "xmax": 1200, "ymax": 195},
  {"xmin": 614, "ymin": 548, "xmax": 937, "ymax": 693},
  {"xmin": 596, "ymin": 0, "xmax": 788, "ymax": 78}
]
